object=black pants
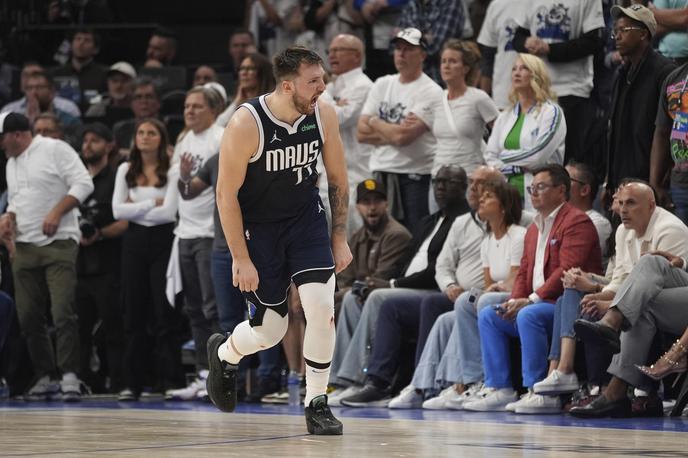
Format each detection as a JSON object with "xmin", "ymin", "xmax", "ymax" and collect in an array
[
  {"xmin": 77, "ymin": 271, "xmax": 124, "ymax": 392},
  {"xmin": 559, "ymin": 95, "xmax": 597, "ymax": 170},
  {"xmin": 121, "ymin": 223, "xmax": 182, "ymax": 393}
]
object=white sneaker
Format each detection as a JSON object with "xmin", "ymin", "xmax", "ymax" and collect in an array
[
  {"xmin": 389, "ymin": 385, "xmax": 423, "ymax": 409},
  {"xmin": 328, "ymin": 385, "xmax": 362, "ymax": 407},
  {"xmin": 510, "ymin": 390, "xmax": 561, "ymax": 414},
  {"xmin": 462, "ymin": 387, "xmax": 517, "ymax": 412},
  {"xmin": 446, "ymin": 383, "xmax": 484, "ymax": 411},
  {"xmin": 25, "ymin": 375, "xmax": 60, "ymax": 401},
  {"xmin": 533, "ymin": 370, "xmax": 579, "ymax": 395},
  {"xmin": 165, "ymin": 373, "xmax": 207, "ymax": 401},
  {"xmin": 422, "ymin": 386, "xmax": 460, "ymax": 410},
  {"xmin": 60, "ymin": 372, "xmax": 82, "ymax": 402}
]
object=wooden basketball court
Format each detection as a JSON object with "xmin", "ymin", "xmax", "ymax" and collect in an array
[{"xmin": 1, "ymin": 401, "xmax": 687, "ymax": 457}]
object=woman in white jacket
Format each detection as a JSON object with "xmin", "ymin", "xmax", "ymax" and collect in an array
[{"xmin": 484, "ymin": 53, "xmax": 566, "ymax": 208}]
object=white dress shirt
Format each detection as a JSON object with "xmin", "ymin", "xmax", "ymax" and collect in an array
[
  {"xmin": 531, "ymin": 203, "xmax": 565, "ymax": 299},
  {"xmin": 6, "ymin": 135, "xmax": 94, "ymax": 245}
]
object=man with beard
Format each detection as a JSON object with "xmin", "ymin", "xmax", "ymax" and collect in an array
[
  {"xmin": 76, "ymin": 123, "xmax": 128, "ymax": 393},
  {"xmin": 209, "ymin": 47, "xmax": 352, "ymax": 435},
  {"xmin": 336, "ymin": 179, "xmax": 412, "ymax": 311}
]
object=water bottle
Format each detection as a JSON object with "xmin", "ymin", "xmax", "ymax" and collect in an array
[
  {"xmin": 0, "ymin": 378, "xmax": 9, "ymax": 401},
  {"xmin": 287, "ymin": 371, "xmax": 301, "ymax": 406}
]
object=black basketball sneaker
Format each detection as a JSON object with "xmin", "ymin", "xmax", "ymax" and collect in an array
[
  {"xmin": 206, "ymin": 333, "xmax": 239, "ymax": 412},
  {"xmin": 305, "ymin": 394, "xmax": 343, "ymax": 435}
]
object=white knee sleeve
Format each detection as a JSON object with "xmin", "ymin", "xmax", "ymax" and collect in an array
[
  {"xmin": 231, "ymin": 308, "xmax": 289, "ymax": 357},
  {"xmin": 298, "ymin": 275, "xmax": 336, "ymax": 365}
]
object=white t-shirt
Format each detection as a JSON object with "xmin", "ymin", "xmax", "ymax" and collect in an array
[
  {"xmin": 249, "ymin": 0, "xmax": 300, "ymax": 58},
  {"xmin": 480, "ymin": 224, "xmax": 526, "ymax": 282},
  {"xmin": 362, "ymin": 73, "xmax": 443, "ymax": 175},
  {"xmin": 516, "ymin": 0, "xmax": 605, "ymax": 98},
  {"xmin": 432, "ymin": 87, "xmax": 498, "ymax": 176},
  {"xmin": 477, "ymin": 0, "xmax": 522, "ymax": 109},
  {"xmin": 172, "ymin": 124, "xmax": 224, "ymax": 238}
]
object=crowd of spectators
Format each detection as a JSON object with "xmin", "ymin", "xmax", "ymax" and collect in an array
[{"xmin": 1, "ymin": 0, "xmax": 688, "ymax": 419}]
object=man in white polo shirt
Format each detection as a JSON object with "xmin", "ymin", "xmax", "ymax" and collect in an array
[
  {"xmin": 357, "ymin": 27, "xmax": 443, "ymax": 231},
  {"xmin": 0, "ymin": 112, "xmax": 93, "ymax": 402}
]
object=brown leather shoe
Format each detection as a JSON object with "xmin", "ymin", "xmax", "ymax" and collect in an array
[
  {"xmin": 631, "ymin": 393, "xmax": 664, "ymax": 417},
  {"xmin": 569, "ymin": 394, "xmax": 631, "ymax": 418}
]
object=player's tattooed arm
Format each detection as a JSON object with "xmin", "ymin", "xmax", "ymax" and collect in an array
[{"xmin": 328, "ymin": 182, "xmax": 349, "ymax": 236}]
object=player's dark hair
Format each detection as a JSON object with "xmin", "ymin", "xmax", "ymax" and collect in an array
[{"xmin": 273, "ymin": 46, "xmax": 323, "ymax": 82}]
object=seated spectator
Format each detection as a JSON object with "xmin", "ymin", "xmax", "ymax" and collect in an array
[
  {"xmin": 0, "ymin": 112, "xmax": 94, "ymax": 402},
  {"xmin": 222, "ymin": 29, "xmax": 257, "ymax": 78},
  {"xmin": 84, "ymin": 62, "xmax": 136, "ymax": 128},
  {"xmin": 356, "ymin": 28, "xmax": 444, "ymax": 230},
  {"xmin": 463, "ymin": 164, "xmax": 602, "ymax": 413},
  {"xmin": 571, "ymin": 186, "xmax": 688, "ymax": 418},
  {"xmin": 51, "ymin": 28, "xmax": 108, "ymax": 110},
  {"xmin": 430, "ymin": 39, "xmax": 498, "ymax": 177},
  {"xmin": 216, "ymin": 53, "xmax": 274, "ymax": 127},
  {"xmin": 1, "ymin": 71, "xmax": 81, "ymax": 128},
  {"xmin": 336, "ymin": 179, "xmax": 412, "ymax": 310},
  {"xmin": 111, "ymin": 118, "xmax": 181, "ymax": 401},
  {"xmin": 387, "ymin": 178, "xmax": 524, "ymax": 409},
  {"xmin": 328, "ymin": 165, "xmax": 471, "ymax": 405},
  {"xmin": 193, "ymin": 65, "xmax": 218, "ymax": 87},
  {"xmin": 484, "ymin": 53, "xmax": 566, "ymax": 209},
  {"xmin": 33, "ymin": 112, "xmax": 64, "ymax": 139},
  {"xmin": 145, "ymin": 27, "xmax": 178, "ymax": 67},
  {"xmin": 112, "ymin": 78, "xmax": 162, "ymax": 154},
  {"xmin": 76, "ymin": 123, "xmax": 128, "ymax": 393}
]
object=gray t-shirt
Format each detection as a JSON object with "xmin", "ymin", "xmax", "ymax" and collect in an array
[{"xmin": 196, "ymin": 153, "xmax": 227, "ymax": 251}]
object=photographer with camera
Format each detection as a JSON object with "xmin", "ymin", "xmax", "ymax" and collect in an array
[{"xmin": 76, "ymin": 122, "xmax": 128, "ymax": 394}]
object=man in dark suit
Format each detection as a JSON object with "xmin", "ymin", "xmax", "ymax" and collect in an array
[{"xmin": 463, "ymin": 164, "xmax": 602, "ymax": 413}]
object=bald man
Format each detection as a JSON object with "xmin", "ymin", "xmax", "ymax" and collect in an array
[
  {"xmin": 572, "ymin": 181, "xmax": 688, "ymax": 418},
  {"xmin": 319, "ymin": 34, "xmax": 374, "ymax": 237}
]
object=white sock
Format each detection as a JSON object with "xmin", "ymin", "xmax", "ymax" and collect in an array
[
  {"xmin": 304, "ymin": 364, "xmax": 330, "ymax": 406},
  {"xmin": 217, "ymin": 335, "xmax": 242, "ymax": 365}
]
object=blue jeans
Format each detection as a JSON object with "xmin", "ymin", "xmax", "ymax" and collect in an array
[
  {"xmin": 455, "ymin": 291, "xmax": 510, "ymax": 385},
  {"xmin": 210, "ymin": 249, "xmax": 280, "ymax": 380},
  {"xmin": 479, "ymin": 301, "xmax": 554, "ymax": 389},
  {"xmin": 671, "ymin": 185, "xmax": 688, "ymax": 225},
  {"xmin": 548, "ymin": 289, "xmax": 584, "ymax": 360},
  {"xmin": 398, "ymin": 173, "xmax": 430, "ymax": 231}
]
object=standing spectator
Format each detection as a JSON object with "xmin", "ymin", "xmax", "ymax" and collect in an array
[
  {"xmin": 33, "ymin": 113, "xmax": 64, "ymax": 140},
  {"xmin": 112, "ymin": 78, "xmax": 162, "ymax": 154},
  {"xmin": 512, "ymin": 0, "xmax": 605, "ymax": 168},
  {"xmin": 112, "ymin": 118, "xmax": 181, "ymax": 401},
  {"xmin": 463, "ymin": 164, "xmax": 602, "ymax": 413},
  {"xmin": 357, "ymin": 28, "xmax": 444, "ymax": 231},
  {"xmin": 145, "ymin": 28, "xmax": 178, "ymax": 67},
  {"xmin": 354, "ymin": 0, "xmax": 408, "ymax": 80},
  {"xmin": 320, "ymin": 34, "xmax": 374, "ymax": 236},
  {"xmin": 604, "ymin": 4, "xmax": 676, "ymax": 205},
  {"xmin": 76, "ymin": 123, "xmax": 128, "ymax": 393},
  {"xmin": 224, "ymin": 29, "xmax": 257, "ymax": 78},
  {"xmin": 51, "ymin": 28, "xmax": 108, "ymax": 111},
  {"xmin": 476, "ymin": 0, "xmax": 522, "ymax": 109},
  {"xmin": 2, "ymin": 72, "xmax": 81, "ymax": 128},
  {"xmin": 431, "ymin": 39, "xmax": 498, "ymax": 176},
  {"xmin": 0, "ymin": 112, "xmax": 94, "ymax": 402},
  {"xmin": 164, "ymin": 87, "xmax": 225, "ymax": 401},
  {"xmin": 85, "ymin": 62, "xmax": 137, "ymax": 128},
  {"xmin": 216, "ymin": 53, "xmax": 275, "ymax": 127},
  {"xmin": 484, "ymin": 54, "xmax": 566, "ymax": 209},
  {"xmin": 302, "ymin": 0, "xmax": 365, "ymax": 61},
  {"xmin": 650, "ymin": 1, "xmax": 688, "ymax": 65},
  {"xmin": 248, "ymin": 0, "xmax": 304, "ymax": 58},
  {"xmin": 397, "ymin": 0, "xmax": 466, "ymax": 83}
]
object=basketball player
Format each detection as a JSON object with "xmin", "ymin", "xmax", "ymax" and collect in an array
[{"xmin": 207, "ymin": 47, "xmax": 352, "ymax": 435}]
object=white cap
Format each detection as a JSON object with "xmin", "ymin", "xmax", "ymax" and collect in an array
[
  {"xmin": 391, "ymin": 28, "xmax": 426, "ymax": 49},
  {"xmin": 108, "ymin": 61, "xmax": 137, "ymax": 79}
]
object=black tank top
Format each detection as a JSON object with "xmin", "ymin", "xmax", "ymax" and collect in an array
[{"xmin": 237, "ymin": 94, "xmax": 324, "ymax": 223}]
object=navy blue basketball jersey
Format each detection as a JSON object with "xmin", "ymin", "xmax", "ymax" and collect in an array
[{"xmin": 237, "ymin": 94, "xmax": 325, "ymax": 223}]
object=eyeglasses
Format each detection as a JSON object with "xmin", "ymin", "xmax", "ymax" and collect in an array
[
  {"xmin": 328, "ymin": 47, "xmax": 358, "ymax": 54},
  {"xmin": 526, "ymin": 182, "xmax": 555, "ymax": 195},
  {"xmin": 238, "ymin": 65, "xmax": 257, "ymax": 72},
  {"xmin": 611, "ymin": 26, "xmax": 644, "ymax": 39},
  {"xmin": 570, "ymin": 177, "xmax": 587, "ymax": 186},
  {"xmin": 432, "ymin": 177, "xmax": 465, "ymax": 187}
]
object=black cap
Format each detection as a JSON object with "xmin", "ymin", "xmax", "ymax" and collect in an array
[
  {"xmin": 81, "ymin": 122, "xmax": 113, "ymax": 143},
  {"xmin": 0, "ymin": 112, "xmax": 31, "ymax": 134},
  {"xmin": 356, "ymin": 179, "xmax": 387, "ymax": 203}
]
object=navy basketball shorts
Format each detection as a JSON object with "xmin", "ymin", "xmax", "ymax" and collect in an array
[{"xmin": 242, "ymin": 198, "xmax": 335, "ymax": 326}]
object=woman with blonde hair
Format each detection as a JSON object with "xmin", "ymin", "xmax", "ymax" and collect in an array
[
  {"xmin": 425, "ymin": 39, "xmax": 499, "ymax": 177},
  {"xmin": 484, "ymin": 53, "xmax": 566, "ymax": 208}
]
